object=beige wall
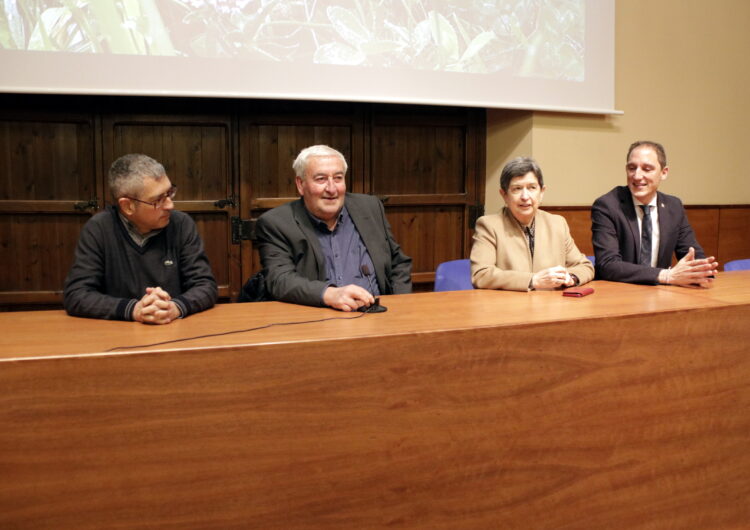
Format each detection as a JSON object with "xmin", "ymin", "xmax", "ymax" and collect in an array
[{"xmin": 485, "ymin": 0, "xmax": 750, "ymax": 212}]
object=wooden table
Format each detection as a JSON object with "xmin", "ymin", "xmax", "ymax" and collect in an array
[{"xmin": 2, "ymin": 273, "xmax": 749, "ymax": 529}]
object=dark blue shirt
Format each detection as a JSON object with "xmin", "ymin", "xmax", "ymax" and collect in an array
[{"xmin": 309, "ymin": 206, "xmax": 380, "ymax": 301}]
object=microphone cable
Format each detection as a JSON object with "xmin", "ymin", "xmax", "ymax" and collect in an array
[{"xmin": 105, "ymin": 311, "xmax": 369, "ymax": 352}]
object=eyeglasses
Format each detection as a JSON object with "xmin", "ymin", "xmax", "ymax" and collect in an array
[{"xmin": 126, "ymin": 186, "xmax": 177, "ymax": 209}]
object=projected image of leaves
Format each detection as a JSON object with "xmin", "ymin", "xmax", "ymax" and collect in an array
[{"xmin": 0, "ymin": 0, "xmax": 584, "ymax": 80}]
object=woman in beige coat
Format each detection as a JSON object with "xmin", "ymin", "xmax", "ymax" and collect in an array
[{"xmin": 471, "ymin": 157, "xmax": 594, "ymax": 291}]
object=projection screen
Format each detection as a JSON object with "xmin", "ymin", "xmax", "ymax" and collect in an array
[{"xmin": 0, "ymin": 0, "xmax": 617, "ymax": 114}]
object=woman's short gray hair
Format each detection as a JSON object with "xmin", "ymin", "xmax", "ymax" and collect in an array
[{"xmin": 500, "ymin": 157, "xmax": 544, "ymax": 192}]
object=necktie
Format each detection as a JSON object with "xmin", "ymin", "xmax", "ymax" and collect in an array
[
  {"xmin": 525, "ymin": 226, "xmax": 535, "ymax": 258},
  {"xmin": 639, "ymin": 204, "xmax": 652, "ymax": 266}
]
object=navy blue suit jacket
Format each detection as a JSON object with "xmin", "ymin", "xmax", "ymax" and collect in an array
[{"xmin": 591, "ymin": 186, "xmax": 704, "ymax": 284}]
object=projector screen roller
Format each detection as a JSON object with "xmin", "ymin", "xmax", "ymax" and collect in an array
[{"xmin": 0, "ymin": 0, "xmax": 616, "ymax": 114}]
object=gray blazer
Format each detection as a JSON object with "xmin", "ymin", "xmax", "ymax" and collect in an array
[
  {"xmin": 255, "ymin": 193, "xmax": 412, "ymax": 306},
  {"xmin": 591, "ymin": 186, "xmax": 704, "ymax": 284}
]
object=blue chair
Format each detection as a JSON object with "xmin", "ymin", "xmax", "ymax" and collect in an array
[
  {"xmin": 724, "ymin": 259, "xmax": 750, "ymax": 271},
  {"xmin": 434, "ymin": 259, "xmax": 474, "ymax": 292},
  {"xmin": 587, "ymin": 255, "xmax": 596, "ymax": 266}
]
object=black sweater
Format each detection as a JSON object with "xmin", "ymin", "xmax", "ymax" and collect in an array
[{"xmin": 63, "ymin": 206, "xmax": 217, "ymax": 320}]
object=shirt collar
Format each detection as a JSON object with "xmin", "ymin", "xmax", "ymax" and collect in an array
[
  {"xmin": 118, "ymin": 210, "xmax": 163, "ymax": 247},
  {"xmin": 631, "ymin": 193, "xmax": 657, "ymax": 211},
  {"xmin": 307, "ymin": 206, "xmax": 348, "ymax": 233}
]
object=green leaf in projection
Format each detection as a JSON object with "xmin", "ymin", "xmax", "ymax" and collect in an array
[
  {"xmin": 86, "ymin": 1, "xmax": 142, "ymax": 54},
  {"xmin": 28, "ymin": 7, "xmax": 74, "ymax": 51},
  {"xmin": 451, "ymin": 30, "xmax": 496, "ymax": 73},
  {"xmin": 2, "ymin": 0, "xmax": 25, "ymax": 48},
  {"xmin": 136, "ymin": 0, "xmax": 176, "ymax": 55},
  {"xmin": 359, "ymin": 39, "xmax": 403, "ymax": 56},
  {"xmin": 327, "ymin": 5, "xmax": 370, "ymax": 48},
  {"xmin": 314, "ymin": 41, "xmax": 366, "ymax": 65},
  {"xmin": 428, "ymin": 10, "xmax": 458, "ymax": 66}
]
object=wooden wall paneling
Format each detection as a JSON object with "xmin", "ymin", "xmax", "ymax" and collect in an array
[
  {"xmin": 718, "ymin": 206, "xmax": 750, "ymax": 264},
  {"xmin": 684, "ymin": 207, "xmax": 720, "ymax": 262},
  {"xmin": 0, "ymin": 108, "xmax": 98, "ymax": 307},
  {"xmin": 542, "ymin": 207, "xmax": 594, "ymax": 257},
  {"xmin": 101, "ymin": 113, "xmax": 238, "ymax": 301}
]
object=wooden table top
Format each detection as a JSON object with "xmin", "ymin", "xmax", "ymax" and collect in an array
[{"xmin": 2, "ymin": 271, "xmax": 749, "ymax": 361}]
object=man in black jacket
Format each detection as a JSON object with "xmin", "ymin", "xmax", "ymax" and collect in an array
[
  {"xmin": 591, "ymin": 141, "xmax": 718, "ymax": 286},
  {"xmin": 255, "ymin": 145, "xmax": 412, "ymax": 311},
  {"xmin": 63, "ymin": 154, "xmax": 217, "ymax": 323}
]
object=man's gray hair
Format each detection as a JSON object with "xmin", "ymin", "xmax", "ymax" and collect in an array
[
  {"xmin": 292, "ymin": 145, "xmax": 348, "ymax": 178},
  {"xmin": 108, "ymin": 153, "xmax": 166, "ymax": 200},
  {"xmin": 500, "ymin": 157, "xmax": 544, "ymax": 192}
]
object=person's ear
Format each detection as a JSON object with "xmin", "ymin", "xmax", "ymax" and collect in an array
[
  {"xmin": 295, "ymin": 176, "xmax": 305, "ymax": 196},
  {"xmin": 118, "ymin": 197, "xmax": 134, "ymax": 215},
  {"xmin": 660, "ymin": 165, "xmax": 669, "ymax": 182}
]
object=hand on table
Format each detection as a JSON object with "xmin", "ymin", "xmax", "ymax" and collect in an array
[
  {"xmin": 133, "ymin": 287, "xmax": 181, "ymax": 324},
  {"xmin": 323, "ymin": 285, "xmax": 375, "ymax": 312},
  {"xmin": 659, "ymin": 247, "xmax": 718, "ymax": 288},
  {"xmin": 531, "ymin": 266, "xmax": 576, "ymax": 290}
]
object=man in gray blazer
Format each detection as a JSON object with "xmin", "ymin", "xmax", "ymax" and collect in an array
[
  {"xmin": 254, "ymin": 145, "xmax": 412, "ymax": 311},
  {"xmin": 591, "ymin": 140, "xmax": 717, "ymax": 286}
]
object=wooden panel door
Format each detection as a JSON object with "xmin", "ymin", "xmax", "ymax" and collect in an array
[
  {"xmin": 0, "ymin": 105, "xmax": 99, "ymax": 308},
  {"xmin": 369, "ymin": 105, "xmax": 485, "ymax": 289},
  {"xmin": 102, "ymin": 112, "xmax": 238, "ymax": 301}
]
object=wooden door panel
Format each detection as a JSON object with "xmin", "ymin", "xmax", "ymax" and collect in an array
[
  {"xmin": 247, "ymin": 124, "xmax": 355, "ymax": 202},
  {"xmin": 0, "ymin": 213, "xmax": 87, "ymax": 305},
  {"xmin": 371, "ymin": 125, "xmax": 466, "ymax": 195},
  {"xmin": 110, "ymin": 123, "xmax": 229, "ymax": 200},
  {"xmin": 0, "ymin": 120, "xmax": 94, "ymax": 201},
  {"xmin": 192, "ymin": 213, "xmax": 232, "ymax": 299},
  {"xmin": 387, "ymin": 206, "xmax": 465, "ymax": 284},
  {"xmin": 0, "ymin": 111, "xmax": 97, "ymax": 308}
]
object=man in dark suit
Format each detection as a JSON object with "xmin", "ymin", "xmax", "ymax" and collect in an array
[
  {"xmin": 591, "ymin": 140, "xmax": 718, "ymax": 286},
  {"xmin": 255, "ymin": 145, "xmax": 412, "ymax": 311}
]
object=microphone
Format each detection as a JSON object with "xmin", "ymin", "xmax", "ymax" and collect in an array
[{"xmin": 358, "ymin": 264, "xmax": 387, "ymax": 313}]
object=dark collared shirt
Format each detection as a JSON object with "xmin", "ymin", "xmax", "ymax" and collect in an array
[{"xmin": 309, "ymin": 206, "xmax": 380, "ymax": 299}]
